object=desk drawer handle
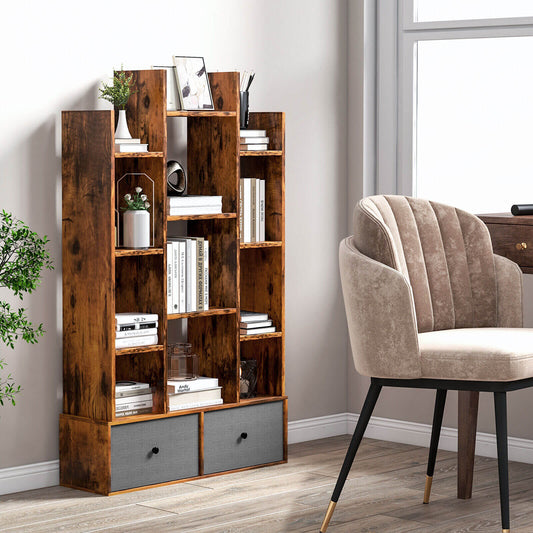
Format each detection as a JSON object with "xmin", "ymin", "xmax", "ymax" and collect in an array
[
  {"xmin": 152, "ymin": 446, "xmax": 160, "ymax": 455},
  {"xmin": 516, "ymin": 242, "xmax": 527, "ymax": 251}
]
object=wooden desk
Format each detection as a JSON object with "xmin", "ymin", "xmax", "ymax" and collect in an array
[{"xmin": 457, "ymin": 213, "xmax": 532, "ymax": 499}]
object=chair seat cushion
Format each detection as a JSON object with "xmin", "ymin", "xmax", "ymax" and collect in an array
[{"xmin": 419, "ymin": 328, "xmax": 533, "ymax": 381}]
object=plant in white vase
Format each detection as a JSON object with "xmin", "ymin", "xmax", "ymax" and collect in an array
[
  {"xmin": 122, "ymin": 187, "xmax": 151, "ymax": 249},
  {"xmin": 99, "ymin": 68, "xmax": 137, "ymax": 139}
]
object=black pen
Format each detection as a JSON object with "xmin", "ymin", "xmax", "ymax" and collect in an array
[{"xmin": 246, "ymin": 72, "xmax": 255, "ymax": 92}]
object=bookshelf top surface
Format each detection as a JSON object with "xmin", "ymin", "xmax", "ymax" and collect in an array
[{"xmin": 167, "ymin": 110, "xmax": 237, "ymax": 118}]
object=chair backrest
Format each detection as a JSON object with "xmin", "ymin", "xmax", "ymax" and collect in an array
[{"xmin": 353, "ymin": 195, "xmax": 497, "ymax": 333}]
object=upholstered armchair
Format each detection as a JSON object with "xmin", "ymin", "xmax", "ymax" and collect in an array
[{"xmin": 320, "ymin": 195, "xmax": 533, "ymax": 533}]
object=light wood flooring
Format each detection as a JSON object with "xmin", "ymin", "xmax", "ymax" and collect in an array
[{"xmin": 2, "ymin": 435, "xmax": 533, "ymax": 532}]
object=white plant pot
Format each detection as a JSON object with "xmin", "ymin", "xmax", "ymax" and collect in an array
[
  {"xmin": 115, "ymin": 109, "xmax": 132, "ymax": 139},
  {"xmin": 123, "ymin": 210, "xmax": 150, "ymax": 249}
]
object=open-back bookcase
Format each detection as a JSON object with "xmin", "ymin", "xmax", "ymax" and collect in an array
[{"xmin": 60, "ymin": 70, "xmax": 286, "ymax": 494}]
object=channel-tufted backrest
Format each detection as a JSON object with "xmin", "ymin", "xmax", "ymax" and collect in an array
[{"xmin": 353, "ymin": 195, "xmax": 498, "ymax": 333}]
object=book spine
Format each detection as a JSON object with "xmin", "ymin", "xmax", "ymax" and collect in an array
[
  {"xmin": 239, "ymin": 180, "xmax": 244, "ymax": 242},
  {"xmin": 115, "ymin": 399, "xmax": 153, "ymax": 411},
  {"xmin": 167, "ymin": 243, "xmax": 173, "ymax": 315},
  {"xmin": 116, "ymin": 327, "xmax": 158, "ymax": 339},
  {"xmin": 116, "ymin": 386, "xmax": 152, "ymax": 397},
  {"xmin": 243, "ymin": 179, "xmax": 251, "ymax": 243},
  {"xmin": 255, "ymin": 178, "xmax": 261, "ymax": 242},
  {"xmin": 203, "ymin": 240, "xmax": 209, "ymax": 310},
  {"xmin": 115, "ymin": 314, "xmax": 158, "ymax": 325},
  {"xmin": 115, "ymin": 384, "xmax": 151, "ymax": 394},
  {"xmin": 114, "ymin": 407, "xmax": 153, "ymax": 417},
  {"xmin": 251, "ymin": 178, "xmax": 257, "ymax": 242},
  {"xmin": 178, "ymin": 241, "xmax": 186, "ymax": 313},
  {"xmin": 167, "ymin": 378, "xmax": 218, "ymax": 393},
  {"xmin": 168, "ymin": 398, "xmax": 223, "ymax": 411},
  {"xmin": 171, "ymin": 242, "xmax": 179, "ymax": 313},
  {"xmin": 115, "ymin": 393, "xmax": 153, "ymax": 405},
  {"xmin": 240, "ymin": 326, "xmax": 276, "ymax": 335},
  {"xmin": 167, "ymin": 196, "xmax": 222, "ymax": 208},
  {"xmin": 260, "ymin": 180, "xmax": 265, "ymax": 241},
  {"xmin": 168, "ymin": 206, "xmax": 222, "ymax": 216},
  {"xmin": 115, "ymin": 334, "xmax": 158, "ymax": 349},
  {"xmin": 196, "ymin": 238, "xmax": 204, "ymax": 311},
  {"xmin": 188, "ymin": 239, "xmax": 197, "ymax": 312}
]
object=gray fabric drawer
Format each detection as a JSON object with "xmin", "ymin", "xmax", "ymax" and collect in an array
[
  {"xmin": 204, "ymin": 402, "xmax": 284, "ymax": 475},
  {"xmin": 111, "ymin": 415, "xmax": 199, "ymax": 491}
]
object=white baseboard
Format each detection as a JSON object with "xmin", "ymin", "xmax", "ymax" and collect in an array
[{"xmin": 3, "ymin": 413, "xmax": 533, "ymax": 496}]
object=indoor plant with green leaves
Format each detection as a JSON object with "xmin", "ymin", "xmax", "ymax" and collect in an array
[{"xmin": 0, "ymin": 211, "xmax": 53, "ymax": 406}]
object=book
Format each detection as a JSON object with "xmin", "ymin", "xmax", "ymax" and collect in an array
[
  {"xmin": 188, "ymin": 239, "xmax": 197, "ymax": 312},
  {"xmin": 167, "ymin": 376, "xmax": 219, "ymax": 394},
  {"xmin": 251, "ymin": 179, "xmax": 257, "ymax": 242},
  {"xmin": 240, "ymin": 310, "xmax": 269, "ymax": 322},
  {"xmin": 115, "ymin": 334, "xmax": 158, "ymax": 349},
  {"xmin": 115, "ymin": 321, "xmax": 158, "ymax": 332},
  {"xmin": 240, "ymin": 144, "xmax": 268, "ymax": 151},
  {"xmin": 116, "ymin": 386, "xmax": 155, "ymax": 398},
  {"xmin": 254, "ymin": 179, "xmax": 261, "ymax": 242},
  {"xmin": 168, "ymin": 398, "xmax": 223, "ymax": 412},
  {"xmin": 178, "ymin": 240, "xmax": 186, "ymax": 312},
  {"xmin": 115, "ymin": 392, "xmax": 153, "ymax": 405},
  {"xmin": 239, "ymin": 180, "xmax": 244, "ymax": 242},
  {"xmin": 259, "ymin": 179, "xmax": 265, "ymax": 241},
  {"xmin": 239, "ymin": 136, "xmax": 269, "ymax": 144},
  {"xmin": 168, "ymin": 387, "xmax": 222, "ymax": 411},
  {"xmin": 116, "ymin": 327, "xmax": 158, "ymax": 339},
  {"xmin": 167, "ymin": 242, "xmax": 173, "ymax": 314},
  {"xmin": 167, "ymin": 196, "xmax": 222, "ymax": 208},
  {"xmin": 240, "ymin": 129, "xmax": 267, "ymax": 137},
  {"xmin": 240, "ymin": 326, "xmax": 276, "ymax": 335},
  {"xmin": 114, "ymin": 407, "xmax": 153, "ymax": 417},
  {"xmin": 115, "ymin": 380, "xmax": 151, "ymax": 393},
  {"xmin": 240, "ymin": 320, "xmax": 273, "ymax": 329},
  {"xmin": 115, "ymin": 398, "xmax": 153, "ymax": 411},
  {"xmin": 242, "ymin": 179, "xmax": 251, "ymax": 243},
  {"xmin": 115, "ymin": 138, "xmax": 141, "ymax": 144},
  {"xmin": 171, "ymin": 241, "xmax": 180, "ymax": 313},
  {"xmin": 115, "ymin": 313, "xmax": 159, "ymax": 325},
  {"xmin": 203, "ymin": 239, "xmax": 209, "ymax": 310},
  {"xmin": 191, "ymin": 237, "xmax": 204, "ymax": 311},
  {"xmin": 115, "ymin": 143, "xmax": 148, "ymax": 153},
  {"xmin": 168, "ymin": 206, "xmax": 222, "ymax": 216}
]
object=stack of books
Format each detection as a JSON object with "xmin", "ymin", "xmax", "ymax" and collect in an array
[
  {"xmin": 167, "ymin": 195, "xmax": 222, "ymax": 216},
  {"xmin": 240, "ymin": 310, "xmax": 276, "ymax": 335},
  {"xmin": 115, "ymin": 381, "xmax": 154, "ymax": 417},
  {"xmin": 115, "ymin": 313, "xmax": 159, "ymax": 349},
  {"xmin": 239, "ymin": 178, "xmax": 265, "ymax": 243},
  {"xmin": 167, "ymin": 376, "xmax": 223, "ymax": 411},
  {"xmin": 240, "ymin": 129, "xmax": 269, "ymax": 151},
  {"xmin": 167, "ymin": 237, "xmax": 209, "ymax": 314},
  {"xmin": 115, "ymin": 137, "xmax": 148, "ymax": 153}
]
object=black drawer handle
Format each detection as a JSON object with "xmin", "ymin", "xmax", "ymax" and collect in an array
[
  {"xmin": 240, "ymin": 432, "xmax": 248, "ymax": 440},
  {"xmin": 152, "ymin": 446, "xmax": 160, "ymax": 454}
]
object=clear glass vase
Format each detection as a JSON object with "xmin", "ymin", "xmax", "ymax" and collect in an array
[{"xmin": 168, "ymin": 343, "xmax": 198, "ymax": 380}]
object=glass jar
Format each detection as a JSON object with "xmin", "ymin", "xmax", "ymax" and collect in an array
[{"xmin": 168, "ymin": 343, "xmax": 198, "ymax": 380}]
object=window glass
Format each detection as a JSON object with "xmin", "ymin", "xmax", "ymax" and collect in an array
[{"xmin": 415, "ymin": 0, "xmax": 533, "ymax": 22}]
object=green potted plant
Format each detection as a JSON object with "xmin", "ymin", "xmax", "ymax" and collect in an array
[
  {"xmin": 122, "ymin": 186, "xmax": 151, "ymax": 249},
  {"xmin": 99, "ymin": 68, "xmax": 137, "ymax": 139},
  {"xmin": 0, "ymin": 211, "xmax": 53, "ymax": 406}
]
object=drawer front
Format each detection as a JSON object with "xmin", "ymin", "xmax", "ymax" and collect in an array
[
  {"xmin": 486, "ymin": 223, "xmax": 533, "ymax": 268},
  {"xmin": 204, "ymin": 402, "xmax": 284, "ymax": 475},
  {"xmin": 111, "ymin": 415, "xmax": 199, "ymax": 492}
]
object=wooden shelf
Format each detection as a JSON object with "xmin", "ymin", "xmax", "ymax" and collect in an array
[
  {"xmin": 167, "ymin": 213, "xmax": 237, "ymax": 222},
  {"xmin": 115, "ymin": 248, "xmax": 164, "ymax": 257},
  {"xmin": 167, "ymin": 110, "xmax": 237, "ymax": 117},
  {"xmin": 115, "ymin": 345, "xmax": 164, "ymax": 356},
  {"xmin": 240, "ymin": 332, "xmax": 283, "ymax": 342},
  {"xmin": 240, "ymin": 150, "xmax": 283, "ymax": 157},
  {"xmin": 115, "ymin": 152, "xmax": 164, "ymax": 158},
  {"xmin": 168, "ymin": 307, "xmax": 237, "ymax": 320},
  {"xmin": 240, "ymin": 241, "xmax": 282, "ymax": 249}
]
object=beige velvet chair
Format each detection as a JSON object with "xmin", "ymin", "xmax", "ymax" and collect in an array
[{"xmin": 320, "ymin": 195, "xmax": 533, "ymax": 533}]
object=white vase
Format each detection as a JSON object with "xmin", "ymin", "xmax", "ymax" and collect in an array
[
  {"xmin": 123, "ymin": 210, "xmax": 150, "ymax": 249},
  {"xmin": 115, "ymin": 109, "xmax": 132, "ymax": 139}
]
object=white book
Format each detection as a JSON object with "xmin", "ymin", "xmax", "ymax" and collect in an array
[
  {"xmin": 115, "ymin": 380, "xmax": 151, "ymax": 393},
  {"xmin": 115, "ymin": 138, "xmax": 141, "ymax": 144},
  {"xmin": 167, "ymin": 376, "xmax": 219, "ymax": 394},
  {"xmin": 116, "ymin": 386, "xmax": 154, "ymax": 398},
  {"xmin": 242, "ymin": 179, "xmax": 251, "ymax": 243},
  {"xmin": 188, "ymin": 239, "xmax": 197, "ymax": 312},
  {"xmin": 168, "ymin": 206, "xmax": 222, "ymax": 216},
  {"xmin": 190, "ymin": 238, "xmax": 204, "ymax": 311},
  {"xmin": 116, "ymin": 327, "xmax": 158, "ymax": 339},
  {"xmin": 115, "ymin": 334, "xmax": 158, "ymax": 349},
  {"xmin": 168, "ymin": 398, "xmax": 223, "ymax": 412},
  {"xmin": 239, "ymin": 136, "xmax": 269, "ymax": 144},
  {"xmin": 115, "ymin": 392, "xmax": 153, "ymax": 405},
  {"xmin": 168, "ymin": 387, "xmax": 222, "ymax": 407},
  {"xmin": 166, "ymin": 243, "xmax": 173, "ymax": 314},
  {"xmin": 239, "ymin": 180, "xmax": 244, "ymax": 242},
  {"xmin": 255, "ymin": 178, "xmax": 261, "ymax": 242},
  {"xmin": 115, "ymin": 313, "xmax": 159, "ymax": 325},
  {"xmin": 178, "ymin": 240, "xmax": 186, "ymax": 312},
  {"xmin": 240, "ymin": 326, "xmax": 276, "ymax": 335},
  {"xmin": 203, "ymin": 240, "xmax": 209, "ymax": 310},
  {"xmin": 171, "ymin": 241, "xmax": 180, "ymax": 314},
  {"xmin": 115, "ymin": 143, "xmax": 148, "ymax": 153},
  {"xmin": 240, "ymin": 310, "xmax": 269, "ymax": 322},
  {"xmin": 240, "ymin": 320, "xmax": 273, "ymax": 329},
  {"xmin": 115, "ymin": 321, "xmax": 158, "ymax": 332},
  {"xmin": 259, "ymin": 180, "xmax": 265, "ymax": 241},
  {"xmin": 250, "ymin": 179, "xmax": 257, "ymax": 242},
  {"xmin": 114, "ymin": 407, "xmax": 153, "ymax": 417},
  {"xmin": 115, "ymin": 398, "xmax": 153, "ymax": 412},
  {"xmin": 240, "ymin": 129, "xmax": 266, "ymax": 137},
  {"xmin": 240, "ymin": 144, "xmax": 268, "ymax": 151},
  {"xmin": 168, "ymin": 196, "xmax": 222, "ymax": 208}
]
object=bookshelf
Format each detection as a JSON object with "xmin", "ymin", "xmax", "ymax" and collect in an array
[{"xmin": 59, "ymin": 70, "xmax": 286, "ymax": 494}]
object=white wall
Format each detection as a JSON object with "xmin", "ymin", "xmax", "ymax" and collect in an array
[{"xmin": 0, "ymin": 0, "xmax": 349, "ymax": 469}]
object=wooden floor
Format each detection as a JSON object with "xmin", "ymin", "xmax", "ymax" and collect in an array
[{"xmin": 2, "ymin": 435, "xmax": 533, "ymax": 532}]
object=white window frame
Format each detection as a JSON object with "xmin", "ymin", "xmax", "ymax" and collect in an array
[{"xmin": 377, "ymin": 0, "xmax": 533, "ymax": 196}]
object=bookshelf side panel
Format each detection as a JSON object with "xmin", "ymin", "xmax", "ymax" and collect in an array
[{"xmin": 62, "ymin": 110, "xmax": 115, "ymax": 420}]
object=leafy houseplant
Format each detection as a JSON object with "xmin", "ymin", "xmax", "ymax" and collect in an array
[
  {"xmin": 99, "ymin": 69, "xmax": 137, "ymax": 139},
  {"xmin": 122, "ymin": 187, "xmax": 151, "ymax": 249},
  {"xmin": 0, "ymin": 211, "xmax": 53, "ymax": 406}
]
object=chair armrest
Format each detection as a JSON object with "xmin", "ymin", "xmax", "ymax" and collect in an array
[
  {"xmin": 339, "ymin": 237, "xmax": 421, "ymax": 379},
  {"xmin": 494, "ymin": 254, "xmax": 523, "ymax": 328}
]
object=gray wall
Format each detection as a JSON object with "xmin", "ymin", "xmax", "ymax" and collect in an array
[{"xmin": 0, "ymin": 0, "xmax": 349, "ymax": 469}]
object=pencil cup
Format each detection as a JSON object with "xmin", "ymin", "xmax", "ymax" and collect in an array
[{"xmin": 240, "ymin": 91, "xmax": 249, "ymax": 129}]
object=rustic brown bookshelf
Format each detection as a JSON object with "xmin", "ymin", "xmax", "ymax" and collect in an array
[{"xmin": 60, "ymin": 70, "xmax": 286, "ymax": 494}]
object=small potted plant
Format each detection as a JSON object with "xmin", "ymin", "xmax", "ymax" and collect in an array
[
  {"xmin": 99, "ymin": 68, "xmax": 136, "ymax": 139},
  {"xmin": 122, "ymin": 187, "xmax": 151, "ymax": 249}
]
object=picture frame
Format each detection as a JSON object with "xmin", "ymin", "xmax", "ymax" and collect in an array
[
  {"xmin": 152, "ymin": 66, "xmax": 180, "ymax": 111},
  {"xmin": 172, "ymin": 56, "xmax": 214, "ymax": 111}
]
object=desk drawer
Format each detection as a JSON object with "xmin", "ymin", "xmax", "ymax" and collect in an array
[
  {"xmin": 111, "ymin": 415, "xmax": 199, "ymax": 491},
  {"xmin": 485, "ymin": 223, "xmax": 533, "ymax": 268},
  {"xmin": 203, "ymin": 402, "xmax": 283, "ymax": 475}
]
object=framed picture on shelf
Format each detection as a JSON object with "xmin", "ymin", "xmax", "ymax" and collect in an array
[
  {"xmin": 172, "ymin": 56, "xmax": 214, "ymax": 111},
  {"xmin": 152, "ymin": 66, "xmax": 180, "ymax": 111}
]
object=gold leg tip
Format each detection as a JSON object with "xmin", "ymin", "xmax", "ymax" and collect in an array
[
  {"xmin": 320, "ymin": 501, "xmax": 337, "ymax": 533},
  {"xmin": 502, "ymin": 530, "xmax": 510, "ymax": 532},
  {"xmin": 423, "ymin": 475, "xmax": 433, "ymax": 504}
]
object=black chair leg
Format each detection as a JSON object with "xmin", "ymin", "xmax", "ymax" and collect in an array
[
  {"xmin": 494, "ymin": 391, "xmax": 510, "ymax": 533},
  {"xmin": 424, "ymin": 389, "xmax": 447, "ymax": 504},
  {"xmin": 319, "ymin": 381, "xmax": 382, "ymax": 533}
]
